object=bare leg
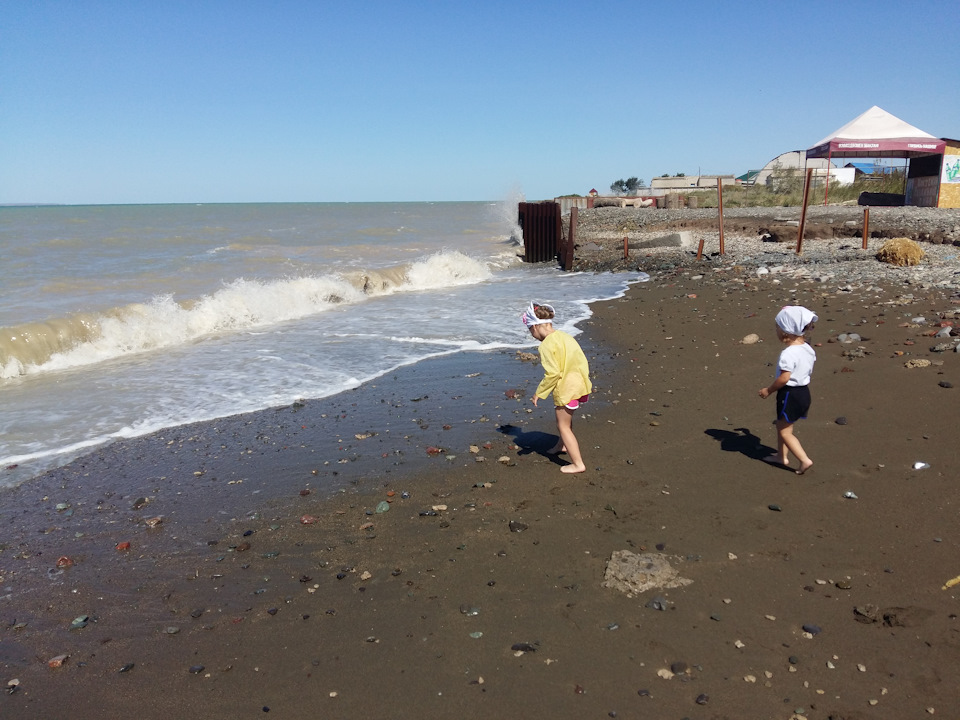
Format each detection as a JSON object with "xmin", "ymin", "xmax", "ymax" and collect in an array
[
  {"xmin": 776, "ymin": 419, "xmax": 812, "ymax": 474},
  {"xmin": 555, "ymin": 406, "xmax": 586, "ymax": 474}
]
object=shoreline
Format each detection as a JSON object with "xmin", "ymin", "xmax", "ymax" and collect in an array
[{"xmin": 3, "ymin": 267, "xmax": 960, "ymax": 718}]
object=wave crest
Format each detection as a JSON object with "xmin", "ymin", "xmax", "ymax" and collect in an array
[{"xmin": 1, "ymin": 250, "xmax": 491, "ymax": 378}]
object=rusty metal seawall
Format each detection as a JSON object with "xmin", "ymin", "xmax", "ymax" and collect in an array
[{"xmin": 517, "ymin": 201, "xmax": 561, "ymax": 263}]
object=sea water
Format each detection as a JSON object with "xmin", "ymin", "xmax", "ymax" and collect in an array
[{"xmin": 0, "ymin": 201, "xmax": 641, "ymax": 488}]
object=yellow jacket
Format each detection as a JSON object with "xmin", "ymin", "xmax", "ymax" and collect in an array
[{"xmin": 535, "ymin": 330, "xmax": 592, "ymax": 406}]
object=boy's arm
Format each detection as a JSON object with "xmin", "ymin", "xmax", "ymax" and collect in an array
[{"xmin": 759, "ymin": 370, "xmax": 791, "ymax": 398}]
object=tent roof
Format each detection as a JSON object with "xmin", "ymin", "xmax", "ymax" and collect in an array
[{"xmin": 807, "ymin": 106, "xmax": 944, "ymax": 159}]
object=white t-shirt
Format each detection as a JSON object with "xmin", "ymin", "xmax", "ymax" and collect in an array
[{"xmin": 778, "ymin": 343, "xmax": 816, "ymax": 386}]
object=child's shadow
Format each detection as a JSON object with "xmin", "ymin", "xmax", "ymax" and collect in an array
[
  {"xmin": 497, "ymin": 424, "xmax": 565, "ymax": 466},
  {"xmin": 704, "ymin": 427, "xmax": 789, "ymax": 470}
]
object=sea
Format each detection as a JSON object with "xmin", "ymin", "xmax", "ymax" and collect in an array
[{"xmin": 0, "ymin": 200, "xmax": 642, "ymax": 489}]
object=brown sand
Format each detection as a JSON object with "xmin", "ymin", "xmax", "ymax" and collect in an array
[{"xmin": 2, "ymin": 270, "xmax": 960, "ymax": 718}]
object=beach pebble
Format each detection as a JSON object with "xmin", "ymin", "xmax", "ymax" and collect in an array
[
  {"xmin": 47, "ymin": 654, "xmax": 69, "ymax": 668},
  {"xmin": 835, "ymin": 416, "xmax": 848, "ymax": 425},
  {"xmin": 741, "ymin": 333, "xmax": 760, "ymax": 344},
  {"xmin": 802, "ymin": 624, "xmax": 822, "ymax": 635},
  {"xmin": 189, "ymin": 665, "xmax": 205, "ymax": 674}
]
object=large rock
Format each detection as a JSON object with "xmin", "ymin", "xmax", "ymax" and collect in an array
[{"xmin": 602, "ymin": 550, "xmax": 693, "ymax": 597}]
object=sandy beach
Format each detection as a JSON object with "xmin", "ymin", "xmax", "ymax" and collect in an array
[{"xmin": 3, "ymin": 250, "xmax": 960, "ymax": 718}]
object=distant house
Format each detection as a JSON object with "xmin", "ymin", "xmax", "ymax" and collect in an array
[
  {"xmin": 736, "ymin": 170, "xmax": 760, "ymax": 185},
  {"xmin": 844, "ymin": 162, "xmax": 898, "ymax": 177},
  {"xmin": 588, "ymin": 188, "xmax": 598, "ymax": 196},
  {"xmin": 650, "ymin": 175, "xmax": 737, "ymax": 190}
]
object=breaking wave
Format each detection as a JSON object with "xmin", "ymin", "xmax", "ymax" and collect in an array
[{"xmin": 0, "ymin": 250, "xmax": 491, "ymax": 379}]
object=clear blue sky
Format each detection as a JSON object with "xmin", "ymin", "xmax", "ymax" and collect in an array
[{"xmin": 2, "ymin": 1, "xmax": 958, "ymax": 204}]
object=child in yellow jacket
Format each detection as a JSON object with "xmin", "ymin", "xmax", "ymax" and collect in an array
[{"xmin": 521, "ymin": 301, "xmax": 592, "ymax": 474}]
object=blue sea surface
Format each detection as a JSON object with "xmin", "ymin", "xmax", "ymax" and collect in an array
[{"xmin": 0, "ymin": 201, "xmax": 640, "ymax": 487}]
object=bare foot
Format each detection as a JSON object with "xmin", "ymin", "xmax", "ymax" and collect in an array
[
  {"xmin": 762, "ymin": 454, "xmax": 788, "ymax": 467},
  {"xmin": 560, "ymin": 463, "xmax": 586, "ymax": 474},
  {"xmin": 796, "ymin": 460, "xmax": 813, "ymax": 475},
  {"xmin": 547, "ymin": 443, "xmax": 566, "ymax": 455}
]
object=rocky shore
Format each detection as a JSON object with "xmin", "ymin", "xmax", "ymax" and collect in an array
[
  {"xmin": 3, "ymin": 209, "xmax": 960, "ymax": 718},
  {"xmin": 569, "ymin": 206, "xmax": 960, "ymax": 289}
]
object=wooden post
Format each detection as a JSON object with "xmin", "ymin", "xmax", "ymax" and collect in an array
[
  {"xmin": 795, "ymin": 168, "xmax": 814, "ymax": 255},
  {"xmin": 717, "ymin": 179, "xmax": 725, "ymax": 255},
  {"xmin": 862, "ymin": 207, "xmax": 870, "ymax": 250},
  {"xmin": 623, "ymin": 235, "xmax": 629, "ymax": 260},
  {"xmin": 566, "ymin": 206, "xmax": 577, "ymax": 271}
]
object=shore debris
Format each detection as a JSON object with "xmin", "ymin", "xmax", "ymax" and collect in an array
[
  {"xmin": 602, "ymin": 551, "xmax": 692, "ymax": 596},
  {"xmin": 876, "ymin": 237, "xmax": 925, "ymax": 266}
]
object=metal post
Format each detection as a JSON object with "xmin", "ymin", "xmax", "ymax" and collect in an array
[
  {"xmin": 862, "ymin": 207, "xmax": 869, "ymax": 250},
  {"xmin": 796, "ymin": 168, "xmax": 814, "ymax": 254},
  {"xmin": 823, "ymin": 149, "xmax": 832, "ymax": 205},
  {"xmin": 717, "ymin": 179, "xmax": 725, "ymax": 255},
  {"xmin": 566, "ymin": 206, "xmax": 577, "ymax": 271}
]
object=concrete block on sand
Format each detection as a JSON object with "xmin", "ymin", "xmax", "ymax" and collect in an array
[
  {"xmin": 602, "ymin": 550, "xmax": 693, "ymax": 596},
  {"xmin": 630, "ymin": 231, "xmax": 696, "ymax": 251}
]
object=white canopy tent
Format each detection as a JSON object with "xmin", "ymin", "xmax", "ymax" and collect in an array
[{"xmin": 806, "ymin": 106, "xmax": 945, "ymax": 204}]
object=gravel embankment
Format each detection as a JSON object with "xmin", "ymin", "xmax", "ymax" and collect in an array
[{"xmin": 568, "ymin": 206, "xmax": 960, "ymax": 291}]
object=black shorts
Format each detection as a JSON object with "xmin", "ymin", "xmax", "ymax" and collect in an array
[{"xmin": 776, "ymin": 385, "xmax": 811, "ymax": 424}]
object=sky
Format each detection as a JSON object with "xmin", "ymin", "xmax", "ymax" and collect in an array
[{"xmin": 2, "ymin": 0, "xmax": 958, "ymax": 205}]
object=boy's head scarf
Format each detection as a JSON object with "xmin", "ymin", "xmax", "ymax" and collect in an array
[
  {"xmin": 520, "ymin": 301, "xmax": 554, "ymax": 328},
  {"xmin": 775, "ymin": 305, "xmax": 818, "ymax": 336}
]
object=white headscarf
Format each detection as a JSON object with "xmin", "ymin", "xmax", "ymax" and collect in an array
[
  {"xmin": 776, "ymin": 305, "xmax": 818, "ymax": 336},
  {"xmin": 520, "ymin": 301, "xmax": 555, "ymax": 328}
]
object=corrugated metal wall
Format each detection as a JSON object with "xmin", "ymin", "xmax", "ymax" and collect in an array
[{"xmin": 517, "ymin": 201, "xmax": 561, "ymax": 263}]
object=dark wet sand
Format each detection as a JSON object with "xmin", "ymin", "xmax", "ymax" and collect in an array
[{"xmin": 3, "ymin": 269, "xmax": 960, "ymax": 719}]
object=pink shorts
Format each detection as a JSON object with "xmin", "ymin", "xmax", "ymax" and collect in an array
[{"xmin": 564, "ymin": 394, "xmax": 589, "ymax": 410}]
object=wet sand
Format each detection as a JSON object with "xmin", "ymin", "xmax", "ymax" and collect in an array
[{"xmin": 3, "ymin": 267, "xmax": 960, "ymax": 718}]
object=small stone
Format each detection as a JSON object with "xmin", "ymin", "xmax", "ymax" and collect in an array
[
  {"xmin": 669, "ymin": 661, "xmax": 687, "ymax": 674},
  {"xmin": 695, "ymin": 693, "xmax": 709, "ymax": 705},
  {"xmin": 768, "ymin": 504, "xmax": 782, "ymax": 512},
  {"xmin": 939, "ymin": 381, "xmax": 954, "ymax": 388},
  {"xmin": 189, "ymin": 665, "xmax": 205, "ymax": 674},
  {"xmin": 802, "ymin": 624, "xmax": 822, "ymax": 635},
  {"xmin": 835, "ymin": 416, "xmax": 848, "ymax": 425}
]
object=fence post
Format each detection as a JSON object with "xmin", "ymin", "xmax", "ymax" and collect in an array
[
  {"xmin": 717, "ymin": 179, "xmax": 725, "ymax": 255},
  {"xmin": 566, "ymin": 206, "xmax": 577, "ymax": 271},
  {"xmin": 795, "ymin": 168, "xmax": 814, "ymax": 255},
  {"xmin": 862, "ymin": 207, "xmax": 870, "ymax": 250}
]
